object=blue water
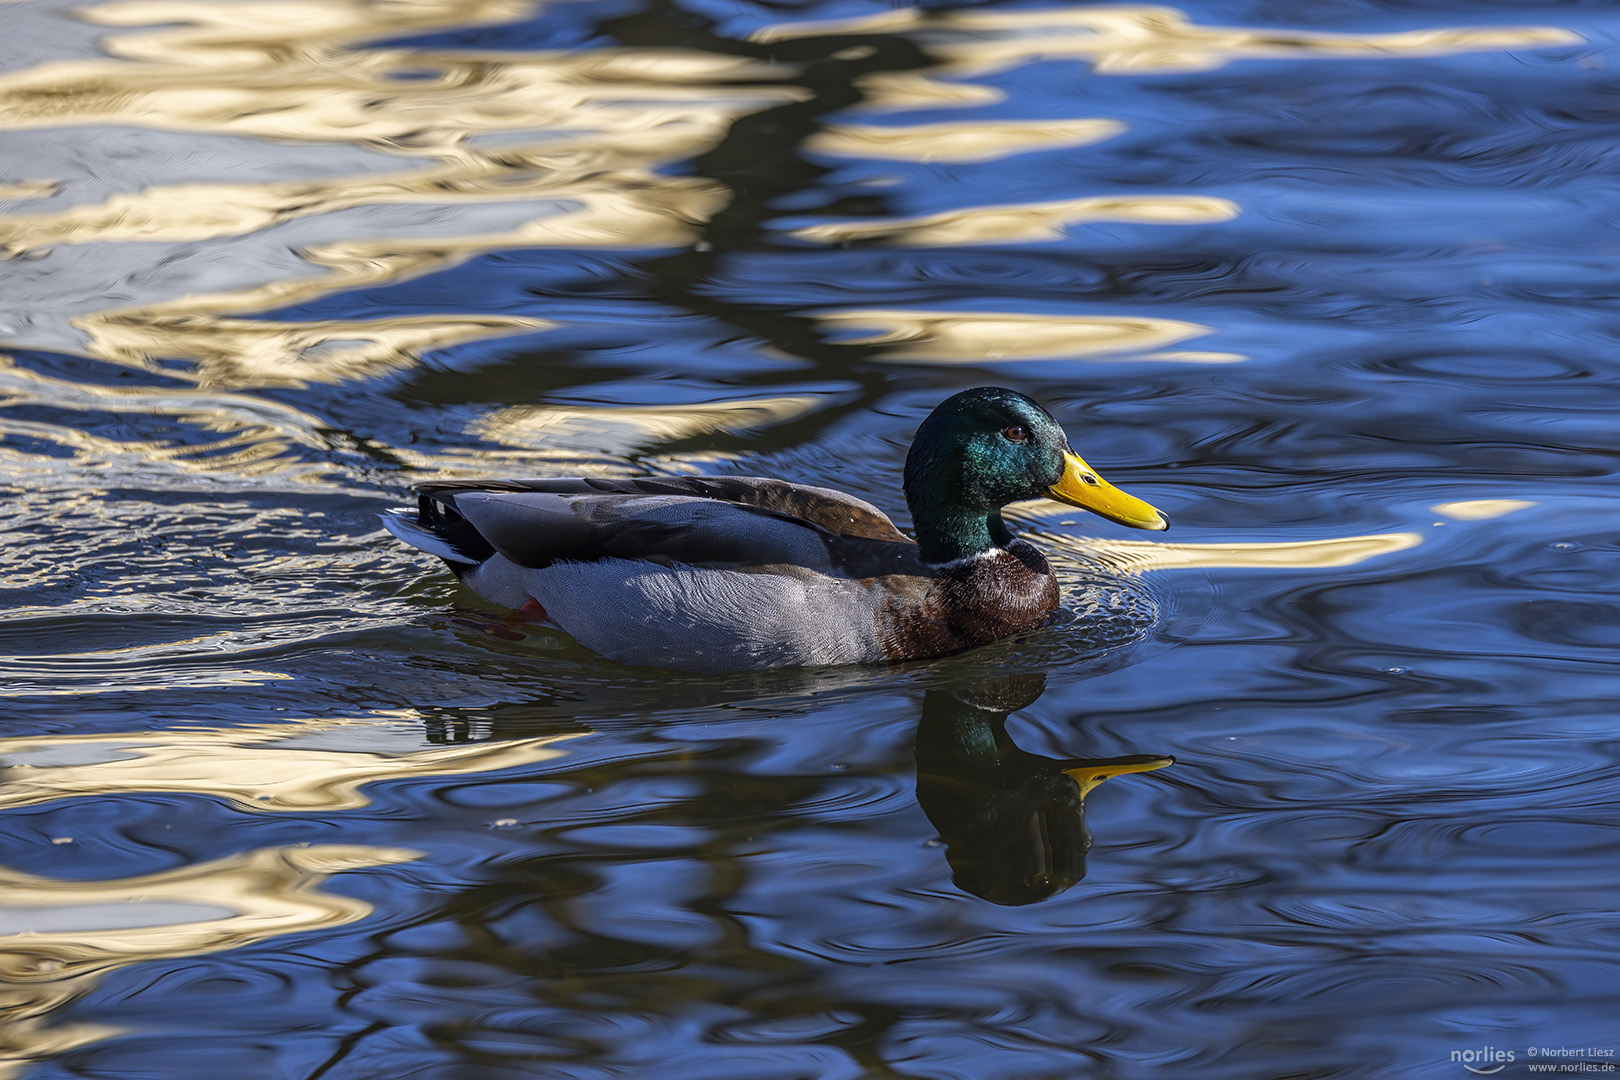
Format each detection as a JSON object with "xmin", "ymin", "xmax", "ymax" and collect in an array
[{"xmin": 1, "ymin": 0, "xmax": 1618, "ymax": 1076}]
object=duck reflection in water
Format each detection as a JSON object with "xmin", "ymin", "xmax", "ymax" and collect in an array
[{"xmin": 914, "ymin": 673, "xmax": 1173, "ymax": 906}]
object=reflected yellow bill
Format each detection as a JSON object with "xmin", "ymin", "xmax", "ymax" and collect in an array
[{"xmin": 1063, "ymin": 755, "xmax": 1176, "ymax": 797}]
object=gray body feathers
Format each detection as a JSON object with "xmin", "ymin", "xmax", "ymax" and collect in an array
[{"xmin": 381, "ymin": 476, "xmax": 937, "ymax": 672}]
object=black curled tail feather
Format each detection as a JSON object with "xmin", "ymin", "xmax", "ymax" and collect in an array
[
  {"xmin": 416, "ymin": 491, "xmax": 497, "ymax": 565},
  {"xmin": 379, "ymin": 493, "xmax": 496, "ymax": 574}
]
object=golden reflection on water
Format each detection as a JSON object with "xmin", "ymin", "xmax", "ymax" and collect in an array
[
  {"xmin": 3, "ymin": 1, "xmax": 793, "ymax": 148},
  {"xmin": 0, "ymin": 720, "xmax": 578, "ymax": 811},
  {"xmin": 67, "ymin": 177, "xmax": 723, "ymax": 386},
  {"xmin": 0, "ymin": 352, "xmax": 341, "ymax": 482},
  {"xmin": 0, "ymin": 0, "xmax": 1578, "ymax": 392},
  {"xmin": 1009, "ymin": 504, "xmax": 1424, "ymax": 570},
  {"xmin": 0, "ymin": 844, "xmax": 419, "ymax": 1077},
  {"xmin": 87, "ymin": 313, "xmax": 556, "ymax": 389},
  {"xmin": 806, "ymin": 118, "xmax": 1125, "ymax": 163},
  {"xmin": 0, "ymin": 180, "xmax": 57, "ymax": 201},
  {"xmin": 771, "ymin": 7, "xmax": 1572, "ymax": 362},
  {"xmin": 0, "ymin": 708, "xmax": 572, "ymax": 1068},
  {"xmin": 0, "ymin": 162, "xmax": 726, "ymax": 257},
  {"xmin": 769, "ymin": 3, "xmax": 1573, "ymax": 288},
  {"xmin": 473, "ymin": 395, "xmax": 828, "ymax": 456},
  {"xmin": 87, "ymin": 0, "xmax": 537, "ymax": 67},
  {"xmin": 0, "ymin": 0, "xmax": 804, "ymax": 384},
  {"xmin": 815, "ymin": 309, "xmax": 1242, "ymax": 363},
  {"xmin": 0, "ymin": 661, "xmax": 296, "ymax": 697},
  {"xmin": 1431, "ymin": 499, "xmax": 1536, "ymax": 521},
  {"xmin": 792, "ymin": 194, "xmax": 1237, "ymax": 247},
  {"xmin": 1069, "ymin": 531, "xmax": 1422, "ymax": 571},
  {"xmin": 758, "ymin": 6, "xmax": 1579, "ymax": 102},
  {"xmin": 839, "ymin": 70, "xmax": 1003, "ymax": 111}
]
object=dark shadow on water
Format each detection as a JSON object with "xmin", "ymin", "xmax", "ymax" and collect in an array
[
  {"xmin": 350, "ymin": 659, "xmax": 1178, "ymax": 1074},
  {"xmin": 914, "ymin": 671, "xmax": 1173, "ymax": 906},
  {"xmin": 407, "ymin": 650, "xmax": 1176, "ymax": 907}
]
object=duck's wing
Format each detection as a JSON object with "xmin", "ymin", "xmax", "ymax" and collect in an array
[{"xmin": 404, "ymin": 475, "xmax": 915, "ymax": 573}]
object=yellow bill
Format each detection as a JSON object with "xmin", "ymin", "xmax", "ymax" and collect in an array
[
  {"xmin": 1062, "ymin": 755, "xmax": 1175, "ymax": 798},
  {"xmin": 1048, "ymin": 451, "xmax": 1168, "ymax": 530}
]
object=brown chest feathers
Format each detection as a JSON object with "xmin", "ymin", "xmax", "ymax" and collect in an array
[{"xmin": 879, "ymin": 541, "xmax": 1060, "ymax": 661}]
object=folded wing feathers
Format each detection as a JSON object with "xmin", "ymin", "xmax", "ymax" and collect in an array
[
  {"xmin": 449, "ymin": 490, "xmax": 837, "ymax": 571},
  {"xmin": 398, "ymin": 476, "xmax": 910, "ymax": 575},
  {"xmin": 415, "ymin": 476, "xmax": 907, "ymax": 543}
]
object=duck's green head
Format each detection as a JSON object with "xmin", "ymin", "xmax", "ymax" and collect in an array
[{"xmin": 903, "ymin": 386, "xmax": 1167, "ymax": 564}]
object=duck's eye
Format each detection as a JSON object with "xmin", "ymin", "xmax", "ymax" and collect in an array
[{"xmin": 1002, "ymin": 425, "xmax": 1028, "ymax": 443}]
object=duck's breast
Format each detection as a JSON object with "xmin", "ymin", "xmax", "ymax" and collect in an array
[{"xmin": 876, "ymin": 541, "xmax": 1059, "ymax": 660}]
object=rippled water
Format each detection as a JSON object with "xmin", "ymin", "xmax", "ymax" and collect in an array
[{"xmin": 3, "ymin": 0, "xmax": 1618, "ymax": 1076}]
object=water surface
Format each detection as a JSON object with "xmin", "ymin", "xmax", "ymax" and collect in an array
[{"xmin": 2, "ymin": 0, "xmax": 1618, "ymax": 1076}]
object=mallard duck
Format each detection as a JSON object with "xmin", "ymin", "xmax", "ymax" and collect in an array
[{"xmin": 381, "ymin": 386, "xmax": 1167, "ymax": 672}]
